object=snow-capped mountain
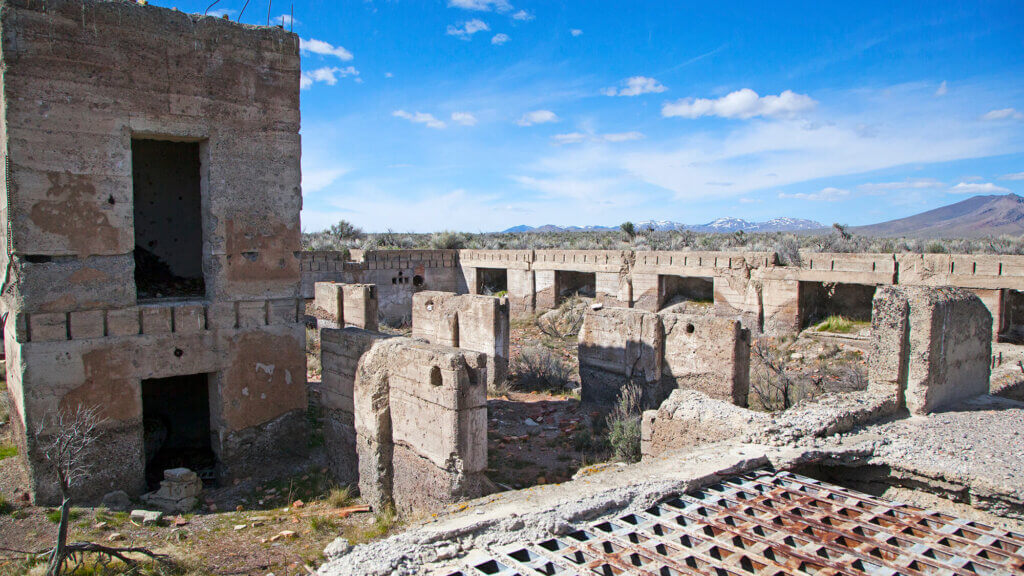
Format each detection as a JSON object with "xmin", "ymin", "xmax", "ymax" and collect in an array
[{"xmin": 502, "ymin": 217, "xmax": 825, "ymax": 234}]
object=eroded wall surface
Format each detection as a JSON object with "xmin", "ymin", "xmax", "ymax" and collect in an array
[
  {"xmin": 1, "ymin": 0, "xmax": 306, "ymax": 503},
  {"xmin": 348, "ymin": 337, "xmax": 490, "ymax": 514},
  {"xmin": 870, "ymin": 285, "xmax": 992, "ymax": 414}
]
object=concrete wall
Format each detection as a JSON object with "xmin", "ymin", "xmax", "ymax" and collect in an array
[
  {"xmin": 319, "ymin": 327, "xmax": 389, "ymax": 485},
  {"xmin": 351, "ymin": 338, "xmax": 489, "ymax": 514},
  {"xmin": 579, "ymin": 308, "xmax": 751, "ymax": 409},
  {"xmin": 870, "ymin": 285, "xmax": 992, "ymax": 414},
  {"xmin": 578, "ymin": 308, "xmax": 664, "ymax": 408},
  {"xmin": 301, "ymin": 250, "xmax": 460, "ymax": 325},
  {"xmin": 411, "ymin": 291, "xmax": 510, "ymax": 388},
  {"xmin": 299, "ymin": 249, "xmax": 1024, "ymax": 339},
  {"xmin": 314, "ymin": 282, "xmax": 378, "ymax": 331},
  {"xmin": 660, "ymin": 313, "xmax": 750, "ymax": 406},
  {"xmin": 1, "ymin": 0, "xmax": 306, "ymax": 503}
]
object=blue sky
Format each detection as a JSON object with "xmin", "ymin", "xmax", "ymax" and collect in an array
[{"xmin": 154, "ymin": 0, "xmax": 1024, "ymax": 232}]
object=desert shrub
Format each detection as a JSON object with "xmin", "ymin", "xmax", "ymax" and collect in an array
[
  {"xmin": 329, "ymin": 220, "xmax": 364, "ymax": 241},
  {"xmin": 429, "ymin": 230, "xmax": 468, "ymax": 249},
  {"xmin": 536, "ymin": 296, "xmax": 587, "ymax": 339},
  {"xmin": 815, "ymin": 315, "xmax": 853, "ymax": 333},
  {"xmin": 306, "ymin": 327, "xmax": 321, "ymax": 377},
  {"xmin": 327, "ymin": 485, "xmax": 355, "ymax": 508},
  {"xmin": 606, "ymin": 384, "xmax": 642, "ymax": 463},
  {"xmin": 512, "ymin": 345, "xmax": 573, "ymax": 391}
]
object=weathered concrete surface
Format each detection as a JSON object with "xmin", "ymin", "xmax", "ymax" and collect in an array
[
  {"xmin": 319, "ymin": 389, "xmax": 1024, "ymax": 575},
  {"xmin": 320, "ymin": 327, "xmax": 391, "ymax": 485},
  {"xmin": 578, "ymin": 307, "xmax": 664, "ymax": 407},
  {"xmin": 660, "ymin": 313, "xmax": 750, "ymax": 405},
  {"xmin": 314, "ymin": 282, "xmax": 378, "ymax": 331},
  {"xmin": 870, "ymin": 285, "xmax": 992, "ymax": 414},
  {"xmin": 411, "ymin": 291, "xmax": 509, "ymax": 388},
  {"xmin": 353, "ymin": 337, "xmax": 490, "ymax": 514},
  {"xmin": 0, "ymin": 0, "xmax": 306, "ymax": 504},
  {"xmin": 641, "ymin": 390, "xmax": 767, "ymax": 458}
]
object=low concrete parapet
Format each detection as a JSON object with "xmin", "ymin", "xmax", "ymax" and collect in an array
[{"xmin": 870, "ymin": 285, "xmax": 992, "ymax": 414}]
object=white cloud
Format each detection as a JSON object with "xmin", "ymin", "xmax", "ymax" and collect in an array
[
  {"xmin": 517, "ymin": 110, "xmax": 559, "ymax": 126},
  {"xmin": 446, "ymin": 19, "xmax": 490, "ymax": 39},
  {"xmin": 448, "ymin": 0, "xmax": 512, "ymax": 12},
  {"xmin": 602, "ymin": 132, "xmax": 645, "ymax": 142},
  {"xmin": 935, "ymin": 81, "xmax": 948, "ymax": 96},
  {"xmin": 512, "ymin": 10, "xmax": 534, "ymax": 21},
  {"xmin": 552, "ymin": 132, "xmax": 589, "ymax": 144},
  {"xmin": 451, "ymin": 112, "xmax": 478, "ymax": 126},
  {"xmin": 949, "ymin": 182, "xmax": 1011, "ymax": 194},
  {"xmin": 385, "ymin": 72, "xmax": 394, "ymax": 78},
  {"xmin": 300, "ymin": 38, "xmax": 354, "ymax": 61},
  {"xmin": 1001, "ymin": 172, "xmax": 1024, "ymax": 181},
  {"xmin": 491, "ymin": 33, "xmax": 510, "ymax": 45},
  {"xmin": 570, "ymin": 29, "xmax": 583, "ymax": 36},
  {"xmin": 272, "ymin": 14, "xmax": 299, "ymax": 27},
  {"xmin": 300, "ymin": 66, "xmax": 359, "ymax": 89},
  {"xmin": 302, "ymin": 167, "xmax": 349, "ymax": 193},
  {"xmin": 778, "ymin": 187, "xmax": 849, "ymax": 201},
  {"xmin": 393, "ymin": 110, "xmax": 447, "ymax": 129},
  {"xmin": 982, "ymin": 108, "xmax": 1024, "ymax": 121},
  {"xmin": 554, "ymin": 131, "xmax": 645, "ymax": 144},
  {"xmin": 603, "ymin": 76, "xmax": 667, "ymax": 97},
  {"xmin": 857, "ymin": 178, "xmax": 945, "ymax": 192},
  {"xmin": 662, "ymin": 88, "xmax": 816, "ymax": 120},
  {"xmin": 207, "ymin": 9, "xmax": 235, "ymax": 18}
]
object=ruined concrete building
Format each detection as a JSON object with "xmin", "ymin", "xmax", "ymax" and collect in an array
[
  {"xmin": 305, "ymin": 249, "xmax": 1024, "ymax": 341},
  {"xmin": 2, "ymin": 3, "xmax": 1023, "ymax": 575},
  {"xmin": 1, "ymin": 0, "xmax": 306, "ymax": 502}
]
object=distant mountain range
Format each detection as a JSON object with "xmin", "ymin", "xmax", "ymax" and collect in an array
[
  {"xmin": 851, "ymin": 193, "xmax": 1024, "ymax": 239},
  {"xmin": 502, "ymin": 217, "xmax": 826, "ymax": 234},
  {"xmin": 501, "ymin": 194, "xmax": 1024, "ymax": 239}
]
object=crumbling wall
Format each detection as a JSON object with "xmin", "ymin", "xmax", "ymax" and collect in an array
[
  {"xmin": 411, "ymin": 291, "xmax": 509, "ymax": 388},
  {"xmin": 580, "ymin": 308, "xmax": 751, "ymax": 409},
  {"xmin": 870, "ymin": 285, "xmax": 992, "ymax": 414},
  {"xmin": 353, "ymin": 338, "xmax": 489, "ymax": 514},
  {"xmin": 660, "ymin": 313, "xmax": 750, "ymax": 406},
  {"xmin": 320, "ymin": 327, "xmax": 390, "ymax": 485},
  {"xmin": 314, "ymin": 282, "xmax": 378, "ymax": 331},
  {"xmin": 578, "ymin": 308, "xmax": 664, "ymax": 407},
  {"xmin": 0, "ymin": 0, "xmax": 306, "ymax": 504},
  {"xmin": 641, "ymin": 390, "xmax": 767, "ymax": 458}
]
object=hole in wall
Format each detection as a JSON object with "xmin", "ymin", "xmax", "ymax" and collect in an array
[
  {"xmin": 142, "ymin": 373, "xmax": 216, "ymax": 488},
  {"xmin": 132, "ymin": 138, "xmax": 205, "ymax": 301},
  {"xmin": 413, "ymin": 275, "xmax": 424, "ymax": 287},
  {"xmin": 429, "ymin": 366, "xmax": 443, "ymax": 387},
  {"xmin": 659, "ymin": 275, "xmax": 714, "ymax": 310},
  {"xmin": 477, "ymin": 268, "xmax": 508, "ymax": 295},
  {"xmin": 23, "ymin": 255, "xmax": 53, "ymax": 264},
  {"xmin": 686, "ymin": 323, "xmax": 696, "ymax": 334}
]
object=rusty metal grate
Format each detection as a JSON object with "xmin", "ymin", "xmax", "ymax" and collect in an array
[{"xmin": 443, "ymin": 469, "xmax": 1024, "ymax": 575}]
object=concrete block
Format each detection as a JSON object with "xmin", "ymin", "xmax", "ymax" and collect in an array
[
  {"xmin": 237, "ymin": 300, "xmax": 266, "ymax": 328},
  {"xmin": 173, "ymin": 304, "xmax": 206, "ymax": 334},
  {"xmin": 578, "ymin": 308, "xmax": 664, "ymax": 408},
  {"xmin": 207, "ymin": 302, "xmax": 237, "ymax": 330},
  {"xmin": 29, "ymin": 313, "xmax": 68, "ymax": 342},
  {"xmin": 660, "ymin": 313, "xmax": 750, "ymax": 406},
  {"xmin": 140, "ymin": 306, "xmax": 173, "ymax": 335},
  {"xmin": 342, "ymin": 284, "xmax": 378, "ymax": 331},
  {"xmin": 105, "ymin": 307, "xmax": 140, "ymax": 337},
  {"xmin": 870, "ymin": 285, "xmax": 992, "ymax": 414},
  {"xmin": 69, "ymin": 310, "xmax": 105, "ymax": 340},
  {"xmin": 267, "ymin": 298, "xmax": 298, "ymax": 325}
]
